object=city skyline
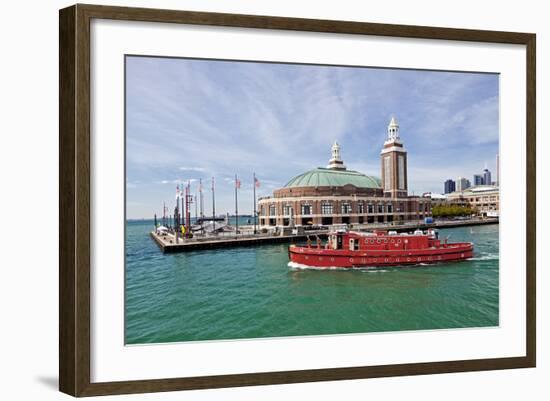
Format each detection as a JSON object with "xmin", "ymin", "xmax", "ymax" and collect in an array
[
  {"xmin": 126, "ymin": 56, "xmax": 499, "ymax": 219},
  {"xmin": 443, "ymin": 161, "xmax": 498, "ymax": 194}
]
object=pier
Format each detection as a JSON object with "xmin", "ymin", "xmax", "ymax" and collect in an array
[
  {"xmin": 151, "ymin": 230, "xmax": 319, "ymax": 253},
  {"xmin": 151, "ymin": 218, "xmax": 498, "ymax": 253}
]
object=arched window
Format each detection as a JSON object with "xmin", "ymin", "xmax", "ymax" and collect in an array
[
  {"xmin": 341, "ymin": 203, "xmax": 352, "ymax": 214},
  {"xmin": 321, "ymin": 202, "xmax": 333, "ymax": 215}
]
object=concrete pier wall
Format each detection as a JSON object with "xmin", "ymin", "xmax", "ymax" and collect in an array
[{"xmin": 151, "ymin": 219, "xmax": 498, "ymax": 253}]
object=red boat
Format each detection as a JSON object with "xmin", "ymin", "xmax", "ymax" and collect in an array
[{"xmin": 288, "ymin": 229, "xmax": 473, "ymax": 268}]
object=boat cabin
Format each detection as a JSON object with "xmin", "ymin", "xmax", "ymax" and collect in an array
[{"xmin": 326, "ymin": 230, "xmax": 442, "ymax": 251}]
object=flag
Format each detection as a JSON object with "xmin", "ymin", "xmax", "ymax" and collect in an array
[
  {"xmin": 211, "ymin": 177, "xmax": 215, "ymax": 191},
  {"xmin": 175, "ymin": 185, "xmax": 180, "ymax": 200},
  {"xmin": 235, "ymin": 176, "xmax": 241, "ymax": 189},
  {"xmin": 254, "ymin": 176, "xmax": 260, "ymax": 188}
]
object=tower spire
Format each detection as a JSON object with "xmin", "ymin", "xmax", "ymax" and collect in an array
[
  {"xmin": 386, "ymin": 116, "xmax": 401, "ymax": 142},
  {"xmin": 327, "ymin": 141, "xmax": 346, "ymax": 170}
]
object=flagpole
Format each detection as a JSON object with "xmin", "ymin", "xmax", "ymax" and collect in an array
[
  {"xmin": 174, "ymin": 206, "xmax": 178, "ymax": 243},
  {"xmin": 198, "ymin": 178, "xmax": 204, "ymax": 234},
  {"xmin": 184, "ymin": 183, "xmax": 186, "ymax": 233},
  {"xmin": 175, "ymin": 185, "xmax": 179, "ymax": 242},
  {"xmin": 253, "ymin": 172, "xmax": 257, "ymax": 235},
  {"xmin": 212, "ymin": 177, "xmax": 216, "ymax": 231},
  {"xmin": 185, "ymin": 185, "xmax": 189, "ymax": 236},
  {"xmin": 199, "ymin": 178, "xmax": 204, "ymax": 218},
  {"xmin": 184, "ymin": 182, "xmax": 187, "ymax": 236},
  {"xmin": 235, "ymin": 174, "xmax": 239, "ymax": 235},
  {"xmin": 188, "ymin": 181, "xmax": 192, "ymax": 235},
  {"xmin": 194, "ymin": 193, "xmax": 198, "ymax": 222},
  {"xmin": 186, "ymin": 181, "xmax": 191, "ymax": 237}
]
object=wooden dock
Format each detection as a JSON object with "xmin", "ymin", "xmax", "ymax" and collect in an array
[
  {"xmin": 150, "ymin": 219, "xmax": 498, "ymax": 253},
  {"xmin": 150, "ymin": 231, "xmax": 320, "ymax": 253}
]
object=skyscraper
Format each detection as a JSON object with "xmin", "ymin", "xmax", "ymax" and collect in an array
[
  {"xmin": 456, "ymin": 177, "xmax": 471, "ymax": 192},
  {"xmin": 473, "ymin": 174, "xmax": 484, "ymax": 186},
  {"xmin": 483, "ymin": 168, "xmax": 492, "ymax": 187},
  {"xmin": 444, "ymin": 179, "xmax": 456, "ymax": 194}
]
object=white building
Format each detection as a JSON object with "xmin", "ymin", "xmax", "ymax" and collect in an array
[{"xmin": 447, "ymin": 185, "xmax": 500, "ymax": 216}]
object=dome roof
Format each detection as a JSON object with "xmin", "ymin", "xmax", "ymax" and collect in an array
[{"xmin": 284, "ymin": 168, "xmax": 381, "ymax": 189}]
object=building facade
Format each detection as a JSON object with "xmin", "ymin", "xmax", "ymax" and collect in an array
[
  {"xmin": 446, "ymin": 185, "xmax": 500, "ymax": 216},
  {"xmin": 258, "ymin": 118, "xmax": 431, "ymax": 227}
]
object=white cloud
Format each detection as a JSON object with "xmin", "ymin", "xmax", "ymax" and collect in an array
[
  {"xmin": 125, "ymin": 57, "xmax": 498, "ymax": 218},
  {"xmin": 179, "ymin": 166, "xmax": 206, "ymax": 172},
  {"xmin": 159, "ymin": 178, "xmax": 198, "ymax": 185}
]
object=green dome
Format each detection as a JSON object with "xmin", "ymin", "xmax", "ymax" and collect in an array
[{"xmin": 284, "ymin": 168, "xmax": 381, "ymax": 189}]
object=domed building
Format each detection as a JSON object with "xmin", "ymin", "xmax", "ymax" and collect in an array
[{"xmin": 258, "ymin": 117, "xmax": 431, "ymax": 227}]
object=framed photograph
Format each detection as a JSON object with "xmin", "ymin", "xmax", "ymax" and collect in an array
[{"xmin": 59, "ymin": 4, "xmax": 536, "ymax": 397}]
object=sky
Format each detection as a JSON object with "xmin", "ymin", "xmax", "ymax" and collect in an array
[{"xmin": 126, "ymin": 56, "xmax": 499, "ymax": 219}]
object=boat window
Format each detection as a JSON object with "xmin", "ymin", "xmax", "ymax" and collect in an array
[{"xmin": 337, "ymin": 235, "xmax": 343, "ymax": 250}]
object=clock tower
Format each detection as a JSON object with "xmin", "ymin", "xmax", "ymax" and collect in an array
[{"xmin": 380, "ymin": 117, "xmax": 408, "ymax": 198}]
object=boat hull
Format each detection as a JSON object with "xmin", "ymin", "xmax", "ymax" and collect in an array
[{"xmin": 288, "ymin": 243, "xmax": 473, "ymax": 268}]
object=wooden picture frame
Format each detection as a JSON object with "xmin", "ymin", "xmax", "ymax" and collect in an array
[{"xmin": 59, "ymin": 3, "xmax": 536, "ymax": 397}]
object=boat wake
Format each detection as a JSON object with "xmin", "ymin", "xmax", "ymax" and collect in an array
[
  {"xmin": 468, "ymin": 253, "xmax": 499, "ymax": 261},
  {"xmin": 288, "ymin": 261, "xmax": 389, "ymax": 272}
]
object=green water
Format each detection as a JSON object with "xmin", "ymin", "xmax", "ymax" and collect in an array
[{"xmin": 125, "ymin": 221, "xmax": 499, "ymax": 344}]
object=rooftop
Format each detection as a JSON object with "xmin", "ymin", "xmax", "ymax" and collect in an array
[
  {"xmin": 284, "ymin": 167, "xmax": 381, "ymax": 189},
  {"xmin": 448, "ymin": 185, "xmax": 499, "ymax": 196}
]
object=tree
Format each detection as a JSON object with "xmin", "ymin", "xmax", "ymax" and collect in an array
[{"xmin": 431, "ymin": 204, "xmax": 476, "ymax": 218}]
